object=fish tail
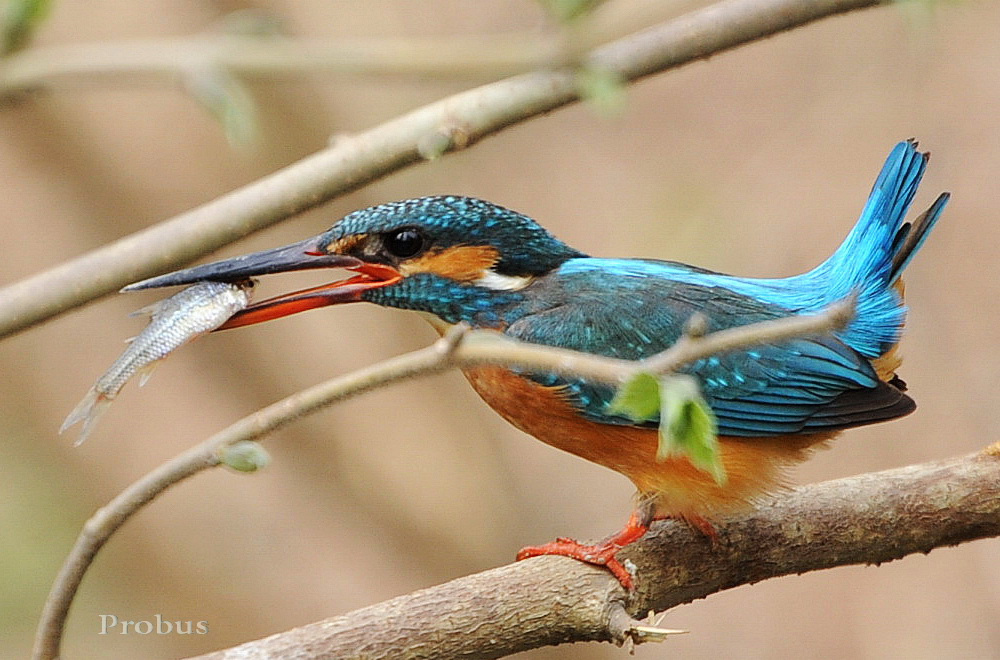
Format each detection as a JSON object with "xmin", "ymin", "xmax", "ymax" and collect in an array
[
  {"xmin": 60, "ymin": 388, "xmax": 113, "ymax": 446},
  {"xmin": 814, "ymin": 140, "xmax": 948, "ymax": 357}
]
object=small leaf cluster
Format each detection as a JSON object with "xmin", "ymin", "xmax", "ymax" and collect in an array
[
  {"xmin": 2, "ymin": 0, "xmax": 53, "ymax": 56},
  {"xmin": 608, "ymin": 372, "xmax": 725, "ymax": 485},
  {"xmin": 219, "ymin": 441, "xmax": 271, "ymax": 473}
]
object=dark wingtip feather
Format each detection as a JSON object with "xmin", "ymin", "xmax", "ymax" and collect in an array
[
  {"xmin": 803, "ymin": 380, "xmax": 915, "ymax": 431},
  {"xmin": 891, "ymin": 192, "xmax": 950, "ymax": 280}
]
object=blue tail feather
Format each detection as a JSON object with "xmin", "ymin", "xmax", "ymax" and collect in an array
[
  {"xmin": 890, "ymin": 192, "xmax": 949, "ymax": 281},
  {"xmin": 803, "ymin": 141, "xmax": 948, "ymax": 358},
  {"xmin": 819, "ymin": 141, "xmax": 926, "ymax": 298}
]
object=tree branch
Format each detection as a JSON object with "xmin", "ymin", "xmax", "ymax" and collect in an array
[
  {"xmin": 187, "ymin": 446, "xmax": 1000, "ymax": 660},
  {"xmin": 0, "ymin": 0, "xmax": 704, "ymax": 90},
  {"xmin": 0, "ymin": 1, "xmax": 839, "ymax": 91},
  {"xmin": 32, "ymin": 303, "xmax": 849, "ymax": 660},
  {"xmin": 0, "ymin": 0, "xmax": 887, "ymax": 339}
]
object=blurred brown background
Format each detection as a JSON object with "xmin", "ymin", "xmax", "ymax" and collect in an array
[{"xmin": 2, "ymin": 1, "xmax": 998, "ymax": 658}]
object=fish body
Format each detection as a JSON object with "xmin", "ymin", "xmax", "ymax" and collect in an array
[{"xmin": 61, "ymin": 280, "xmax": 253, "ymax": 445}]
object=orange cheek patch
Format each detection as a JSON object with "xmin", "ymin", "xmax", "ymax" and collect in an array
[{"xmin": 401, "ymin": 245, "xmax": 500, "ymax": 282}]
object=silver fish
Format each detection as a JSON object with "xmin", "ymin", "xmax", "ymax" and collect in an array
[{"xmin": 61, "ymin": 280, "xmax": 254, "ymax": 445}]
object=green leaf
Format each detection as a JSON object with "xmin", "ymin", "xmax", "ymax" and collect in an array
[
  {"xmin": 608, "ymin": 372, "xmax": 725, "ymax": 485},
  {"xmin": 185, "ymin": 67, "xmax": 259, "ymax": 149},
  {"xmin": 658, "ymin": 375, "xmax": 725, "ymax": 485},
  {"xmin": 218, "ymin": 8, "xmax": 285, "ymax": 37},
  {"xmin": 219, "ymin": 441, "xmax": 271, "ymax": 473},
  {"xmin": 575, "ymin": 65, "xmax": 627, "ymax": 118},
  {"xmin": 607, "ymin": 372, "xmax": 661, "ymax": 421},
  {"xmin": 2, "ymin": 0, "xmax": 54, "ymax": 56},
  {"xmin": 417, "ymin": 129, "xmax": 452, "ymax": 161},
  {"xmin": 537, "ymin": 0, "xmax": 604, "ymax": 23}
]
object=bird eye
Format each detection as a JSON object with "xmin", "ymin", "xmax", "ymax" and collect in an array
[{"xmin": 384, "ymin": 227, "xmax": 425, "ymax": 258}]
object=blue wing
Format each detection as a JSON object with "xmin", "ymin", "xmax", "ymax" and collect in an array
[
  {"xmin": 502, "ymin": 141, "xmax": 941, "ymax": 436},
  {"xmin": 558, "ymin": 142, "xmax": 947, "ymax": 359},
  {"xmin": 505, "ymin": 263, "xmax": 913, "ymax": 437}
]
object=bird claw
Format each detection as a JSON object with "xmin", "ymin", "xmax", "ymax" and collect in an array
[
  {"xmin": 515, "ymin": 508, "xmax": 652, "ymax": 591},
  {"xmin": 516, "ymin": 538, "xmax": 638, "ymax": 590}
]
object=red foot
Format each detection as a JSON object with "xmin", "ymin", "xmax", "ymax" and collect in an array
[{"xmin": 516, "ymin": 510, "xmax": 650, "ymax": 590}]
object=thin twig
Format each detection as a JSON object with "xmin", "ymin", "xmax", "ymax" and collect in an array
[
  {"xmin": 0, "ymin": 2, "xmax": 718, "ymax": 91},
  {"xmin": 459, "ymin": 296, "xmax": 852, "ymax": 384},
  {"xmin": 31, "ymin": 340, "xmax": 458, "ymax": 660},
  {"xmin": 32, "ymin": 302, "xmax": 849, "ymax": 660},
  {"xmin": 0, "ymin": 0, "xmax": 888, "ymax": 339},
  {"xmin": 0, "ymin": 35, "xmax": 569, "ymax": 89},
  {"xmin": 643, "ymin": 295, "xmax": 855, "ymax": 373}
]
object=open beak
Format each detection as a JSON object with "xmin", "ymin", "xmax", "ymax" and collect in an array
[{"xmin": 123, "ymin": 236, "xmax": 402, "ymax": 330}]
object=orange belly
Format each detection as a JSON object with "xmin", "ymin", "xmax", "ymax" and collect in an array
[{"xmin": 465, "ymin": 366, "xmax": 834, "ymax": 520}]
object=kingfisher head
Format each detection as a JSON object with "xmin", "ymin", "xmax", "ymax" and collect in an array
[{"xmin": 126, "ymin": 196, "xmax": 585, "ymax": 328}]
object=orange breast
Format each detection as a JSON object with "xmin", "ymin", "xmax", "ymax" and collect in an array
[{"xmin": 464, "ymin": 366, "xmax": 834, "ymax": 520}]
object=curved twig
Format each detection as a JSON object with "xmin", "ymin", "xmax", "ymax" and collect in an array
[{"xmin": 0, "ymin": 2, "xmax": 717, "ymax": 90}]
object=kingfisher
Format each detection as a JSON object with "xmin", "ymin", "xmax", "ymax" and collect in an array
[{"xmin": 127, "ymin": 141, "xmax": 948, "ymax": 589}]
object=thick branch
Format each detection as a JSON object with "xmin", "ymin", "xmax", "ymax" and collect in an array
[
  {"xmin": 190, "ymin": 447, "xmax": 1000, "ymax": 660},
  {"xmin": 0, "ymin": 0, "xmax": 886, "ymax": 338}
]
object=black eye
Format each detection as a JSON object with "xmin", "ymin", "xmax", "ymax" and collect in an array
[{"xmin": 384, "ymin": 227, "xmax": 425, "ymax": 258}]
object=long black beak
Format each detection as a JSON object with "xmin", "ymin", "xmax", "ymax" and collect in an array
[
  {"xmin": 121, "ymin": 236, "xmax": 403, "ymax": 330},
  {"xmin": 122, "ymin": 237, "xmax": 363, "ymax": 291}
]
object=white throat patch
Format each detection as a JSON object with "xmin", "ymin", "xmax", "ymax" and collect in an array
[{"xmin": 475, "ymin": 270, "xmax": 534, "ymax": 291}]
